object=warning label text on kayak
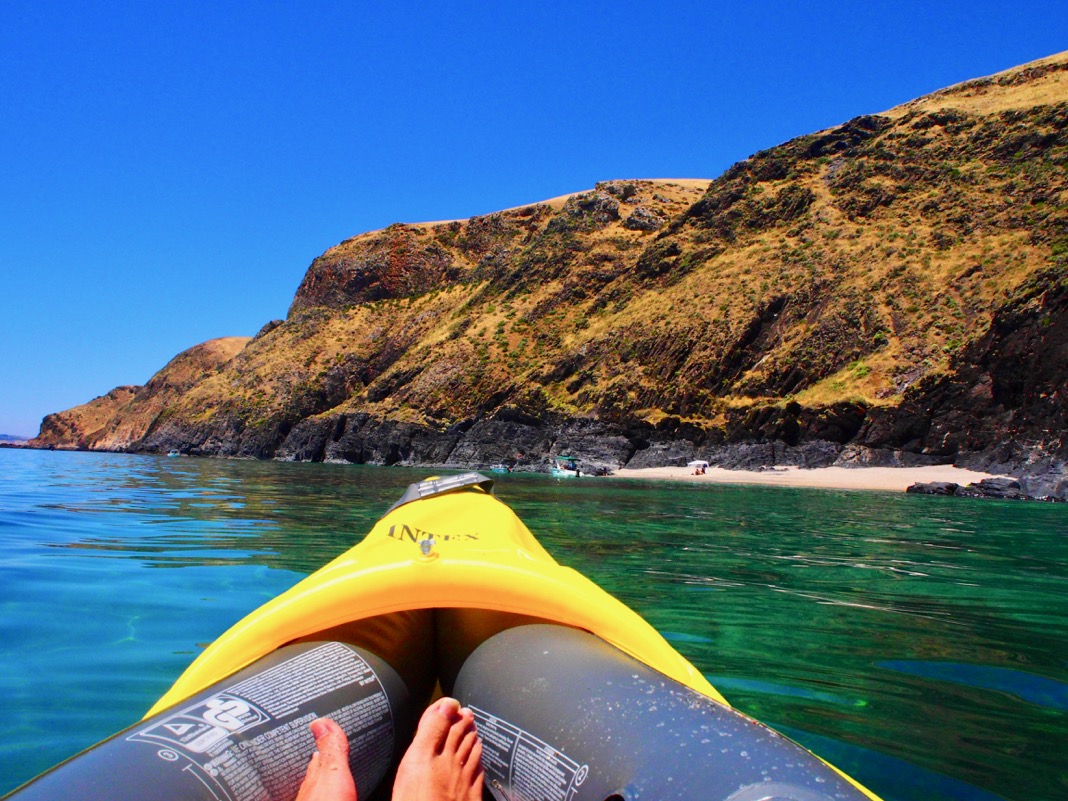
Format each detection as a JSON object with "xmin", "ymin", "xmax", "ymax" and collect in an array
[
  {"xmin": 470, "ymin": 706, "xmax": 587, "ymax": 801},
  {"xmin": 135, "ymin": 695, "xmax": 269, "ymax": 754},
  {"xmin": 128, "ymin": 642, "xmax": 394, "ymax": 801}
]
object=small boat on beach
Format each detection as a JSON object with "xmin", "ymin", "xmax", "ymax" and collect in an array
[
  {"xmin": 550, "ymin": 455, "xmax": 581, "ymax": 477},
  {"xmin": 8, "ymin": 473, "xmax": 884, "ymax": 801}
]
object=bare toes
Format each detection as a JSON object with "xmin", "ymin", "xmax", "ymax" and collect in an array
[
  {"xmin": 457, "ymin": 727, "xmax": 478, "ymax": 765},
  {"xmin": 444, "ymin": 708, "xmax": 474, "ymax": 755},
  {"xmin": 296, "ymin": 718, "xmax": 356, "ymax": 801},
  {"xmin": 413, "ymin": 697, "xmax": 462, "ymax": 756},
  {"xmin": 462, "ymin": 739, "xmax": 483, "ymax": 784},
  {"xmin": 392, "ymin": 699, "xmax": 485, "ymax": 801}
]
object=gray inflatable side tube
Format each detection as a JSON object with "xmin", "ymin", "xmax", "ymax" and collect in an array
[
  {"xmin": 454, "ymin": 624, "xmax": 870, "ymax": 801},
  {"xmin": 4, "ymin": 642, "xmax": 413, "ymax": 801}
]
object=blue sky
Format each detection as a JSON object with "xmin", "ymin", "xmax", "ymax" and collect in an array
[{"xmin": 2, "ymin": 2, "xmax": 1066, "ymax": 436}]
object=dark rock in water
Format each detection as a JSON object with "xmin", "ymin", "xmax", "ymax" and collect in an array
[
  {"xmin": 907, "ymin": 476, "xmax": 1065, "ymax": 501},
  {"xmin": 906, "ymin": 482, "xmax": 960, "ymax": 496},
  {"xmin": 954, "ymin": 477, "xmax": 1025, "ymax": 500},
  {"xmin": 1020, "ymin": 466, "xmax": 1068, "ymax": 501},
  {"xmin": 956, "ymin": 451, "xmax": 1068, "ymax": 501}
]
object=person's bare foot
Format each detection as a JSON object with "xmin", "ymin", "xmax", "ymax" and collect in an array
[
  {"xmin": 392, "ymin": 697, "xmax": 484, "ymax": 801},
  {"xmin": 296, "ymin": 718, "xmax": 358, "ymax": 801}
]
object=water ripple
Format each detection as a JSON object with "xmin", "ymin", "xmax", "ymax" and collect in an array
[{"xmin": 1, "ymin": 451, "xmax": 1066, "ymax": 801}]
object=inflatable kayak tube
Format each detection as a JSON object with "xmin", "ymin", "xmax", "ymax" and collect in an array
[
  {"xmin": 5, "ymin": 641, "xmax": 413, "ymax": 801},
  {"xmin": 5, "ymin": 473, "xmax": 884, "ymax": 801}
]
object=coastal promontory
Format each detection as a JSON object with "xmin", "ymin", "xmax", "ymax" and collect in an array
[{"xmin": 31, "ymin": 53, "xmax": 1068, "ymax": 498}]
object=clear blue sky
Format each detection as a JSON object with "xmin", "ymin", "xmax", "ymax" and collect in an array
[{"xmin": 2, "ymin": 1, "xmax": 1066, "ymax": 437}]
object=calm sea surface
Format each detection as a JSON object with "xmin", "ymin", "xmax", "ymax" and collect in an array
[{"xmin": 1, "ymin": 449, "xmax": 1065, "ymax": 800}]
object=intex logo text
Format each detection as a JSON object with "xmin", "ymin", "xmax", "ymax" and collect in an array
[{"xmin": 387, "ymin": 524, "xmax": 478, "ymax": 543}]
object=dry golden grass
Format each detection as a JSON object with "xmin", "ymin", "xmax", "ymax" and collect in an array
[{"xmin": 884, "ymin": 50, "xmax": 1068, "ymax": 118}]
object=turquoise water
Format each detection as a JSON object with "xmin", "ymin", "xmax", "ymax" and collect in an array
[{"xmin": 1, "ymin": 449, "xmax": 1065, "ymax": 800}]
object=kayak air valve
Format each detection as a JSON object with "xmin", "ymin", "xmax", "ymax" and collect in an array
[{"xmin": 419, "ymin": 536, "xmax": 438, "ymax": 560}]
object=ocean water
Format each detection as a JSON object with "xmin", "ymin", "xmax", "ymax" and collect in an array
[{"xmin": 0, "ymin": 448, "xmax": 1065, "ymax": 800}]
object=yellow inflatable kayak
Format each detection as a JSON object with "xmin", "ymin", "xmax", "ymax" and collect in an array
[{"xmin": 7, "ymin": 473, "xmax": 883, "ymax": 801}]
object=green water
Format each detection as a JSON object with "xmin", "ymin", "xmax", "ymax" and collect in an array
[{"xmin": 0, "ymin": 449, "xmax": 1065, "ymax": 800}]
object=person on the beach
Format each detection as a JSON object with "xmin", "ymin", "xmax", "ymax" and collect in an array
[{"xmin": 296, "ymin": 697, "xmax": 484, "ymax": 801}]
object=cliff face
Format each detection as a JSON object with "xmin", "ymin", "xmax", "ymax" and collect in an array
[
  {"xmin": 33, "ymin": 337, "xmax": 250, "ymax": 451},
  {"xmin": 31, "ymin": 53, "xmax": 1068, "ymax": 495},
  {"xmin": 32, "ymin": 386, "xmax": 141, "ymax": 450}
]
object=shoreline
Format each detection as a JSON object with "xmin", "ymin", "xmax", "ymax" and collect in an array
[
  {"xmin": 609, "ymin": 464, "xmax": 1011, "ymax": 492},
  {"xmin": 2, "ymin": 445, "xmax": 1027, "ymax": 496}
]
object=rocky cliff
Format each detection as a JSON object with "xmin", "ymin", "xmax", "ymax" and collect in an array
[
  {"xmin": 33, "ymin": 337, "xmax": 250, "ymax": 451},
  {"xmin": 31, "ymin": 52, "xmax": 1068, "ymax": 497}
]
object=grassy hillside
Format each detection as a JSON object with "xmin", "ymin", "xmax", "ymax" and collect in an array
[{"xmin": 32, "ymin": 52, "xmax": 1068, "ymax": 489}]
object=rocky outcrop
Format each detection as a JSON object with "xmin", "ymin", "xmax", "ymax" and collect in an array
[
  {"xmin": 907, "ymin": 476, "xmax": 1064, "ymax": 502},
  {"xmin": 856, "ymin": 266, "xmax": 1068, "ymax": 471},
  {"xmin": 623, "ymin": 206, "xmax": 665, "ymax": 231},
  {"xmin": 291, "ymin": 227, "xmax": 462, "ymax": 313}
]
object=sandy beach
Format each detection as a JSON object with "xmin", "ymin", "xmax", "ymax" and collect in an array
[{"xmin": 611, "ymin": 464, "xmax": 1010, "ymax": 492}]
